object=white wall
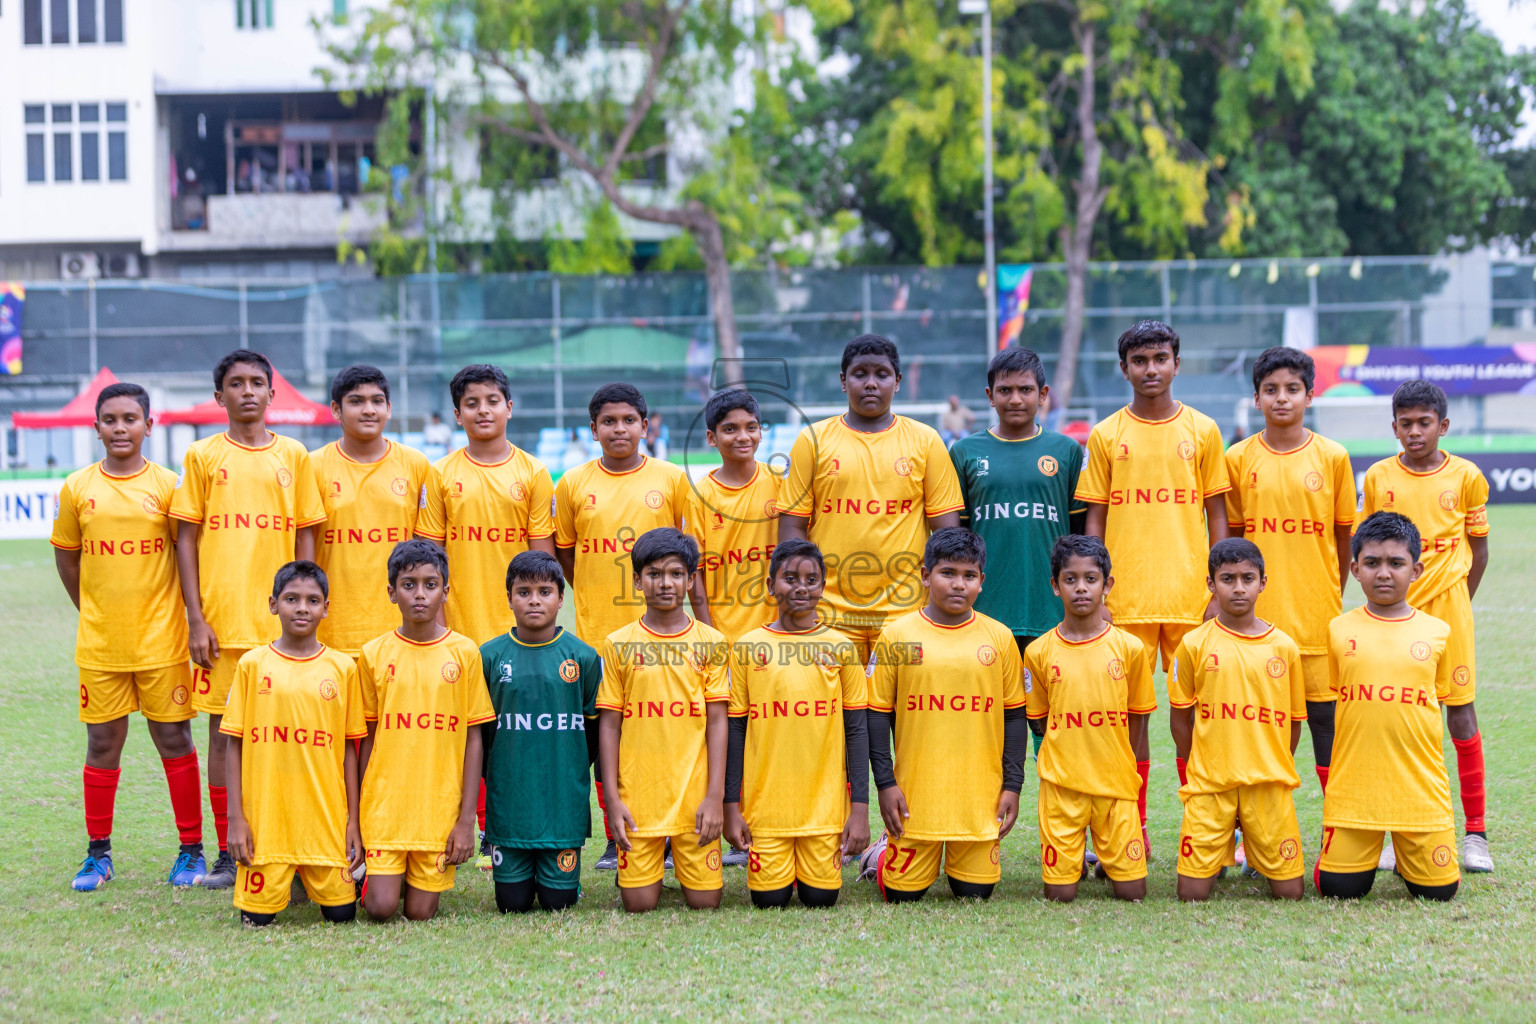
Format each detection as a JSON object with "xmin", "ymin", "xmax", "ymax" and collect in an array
[{"xmin": 153, "ymin": 0, "xmax": 375, "ymax": 95}]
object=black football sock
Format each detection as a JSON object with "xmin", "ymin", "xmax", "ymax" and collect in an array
[
  {"xmin": 240, "ymin": 911, "xmax": 277, "ymax": 927},
  {"xmin": 796, "ymin": 884, "xmax": 839, "ymax": 908},
  {"xmin": 321, "ymin": 902, "xmax": 358, "ymax": 923},
  {"xmin": 882, "ymin": 885, "xmax": 927, "ymax": 904},
  {"xmin": 495, "ymin": 879, "xmax": 537, "ymax": 913},
  {"xmin": 1467, "ymin": 830, "xmax": 1487, "ymax": 839},
  {"xmin": 179, "ymin": 842, "xmax": 203, "ymax": 857},
  {"xmin": 750, "ymin": 885, "xmax": 794, "ymax": 909},
  {"xmin": 1317, "ymin": 869, "xmax": 1374, "ymax": 900},
  {"xmin": 88, "ymin": 838, "xmax": 111, "ymax": 858},
  {"xmin": 947, "ymin": 877, "xmax": 995, "ymax": 901},
  {"xmin": 535, "ymin": 886, "xmax": 579, "ymax": 912},
  {"xmin": 1403, "ymin": 879, "xmax": 1458, "ymax": 902}
]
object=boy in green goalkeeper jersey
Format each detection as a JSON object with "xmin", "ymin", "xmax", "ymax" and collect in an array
[{"xmin": 479, "ymin": 550, "xmax": 603, "ymax": 912}]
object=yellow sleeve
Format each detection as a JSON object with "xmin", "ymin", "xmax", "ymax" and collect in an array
[
  {"xmin": 703, "ymin": 640, "xmax": 730, "ymax": 703},
  {"xmin": 1223, "ymin": 448, "xmax": 1245, "ymax": 529},
  {"xmin": 50, "ymin": 478, "xmax": 81, "ymax": 550},
  {"xmin": 293, "ymin": 448, "xmax": 327, "ymax": 528},
  {"xmin": 1023, "ymin": 647, "xmax": 1048, "ymax": 720},
  {"xmin": 780, "ymin": 428, "xmax": 816, "ymax": 518},
  {"xmin": 923, "ymin": 430, "xmax": 965, "ymax": 516},
  {"xmin": 463, "ymin": 651, "xmax": 495, "ymax": 726},
  {"xmin": 681, "ymin": 489, "xmax": 706, "ymax": 550},
  {"xmin": 1000, "ymin": 633, "xmax": 1026, "ymax": 709},
  {"xmin": 841, "ymin": 658, "xmax": 869, "ymax": 711},
  {"xmin": 416, "ymin": 464, "xmax": 446, "ymax": 540},
  {"xmin": 1326, "ymin": 635, "xmax": 1342, "ymax": 700},
  {"xmin": 1464, "ymin": 467, "xmax": 1490, "ymax": 538},
  {"xmin": 554, "ymin": 473, "xmax": 578, "ymax": 548},
  {"xmin": 671, "ymin": 465, "xmax": 693, "ymax": 529},
  {"xmin": 343, "ymin": 659, "xmax": 367, "ymax": 739},
  {"xmin": 1286, "ymin": 647, "xmax": 1307, "ymax": 723},
  {"xmin": 866, "ymin": 627, "xmax": 896, "ymax": 712},
  {"xmin": 1167, "ymin": 638, "xmax": 1196, "ymax": 709},
  {"xmin": 1198, "ymin": 420, "xmax": 1231, "ymax": 497},
  {"xmin": 220, "ymin": 656, "xmax": 251, "ymax": 736},
  {"xmin": 727, "ymin": 642, "xmax": 750, "ymax": 717},
  {"xmin": 1332, "ymin": 448, "xmax": 1358, "ymax": 527},
  {"xmin": 1126, "ymin": 635, "xmax": 1158, "ymax": 713},
  {"xmin": 526, "ymin": 463, "xmax": 556, "ymax": 541},
  {"xmin": 593, "ymin": 638, "xmax": 625, "ymax": 711},
  {"xmin": 169, "ymin": 446, "xmax": 206, "ymax": 524},
  {"xmin": 359, "ymin": 650, "xmax": 379, "ymax": 722},
  {"xmin": 1075, "ymin": 425, "xmax": 1112, "ymax": 503},
  {"xmin": 1433, "ymin": 633, "xmax": 1455, "ymax": 702}
]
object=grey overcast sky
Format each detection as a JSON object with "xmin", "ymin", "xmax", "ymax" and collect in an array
[{"xmin": 1465, "ymin": 0, "xmax": 1535, "ymax": 144}]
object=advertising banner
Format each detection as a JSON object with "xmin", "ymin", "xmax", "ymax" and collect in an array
[
  {"xmin": 0, "ymin": 478, "xmax": 63, "ymax": 539},
  {"xmin": 1314, "ymin": 345, "xmax": 1536, "ymax": 397},
  {"xmin": 0, "ymin": 282, "xmax": 21, "ymax": 375},
  {"xmin": 1350, "ymin": 452, "xmax": 1536, "ymax": 505}
]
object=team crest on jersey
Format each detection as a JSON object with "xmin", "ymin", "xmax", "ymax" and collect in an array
[
  {"xmin": 319, "ymin": 678, "xmax": 338, "ymax": 701},
  {"xmin": 975, "ymin": 457, "xmax": 990, "ymax": 477},
  {"xmin": 509, "ymin": 481, "xmax": 528, "ymax": 501},
  {"xmin": 557, "ymin": 850, "xmax": 578, "ymax": 873},
  {"xmin": 172, "ymin": 685, "xmax": 189, "ymax": 706},
  {"xmin": 893, "ymin": 457, "xmax": 913, "ymax": 477},
  {"xmin": 559, "ymin": 659, "xmax": 581, "ymax": 683},
  {"xmin": 441, "ymin": 661, "xmax": 462, "ymax": 683},
  {"xmin": 1107, "ymin": 658, "xmax": 1126, "ymax": 680},
  {"xmin": 686, "ymin": 649, "xmax": 709, "ymax": 673},
  {"xmin": 434, "ymin": 853, "xmax": 448, "ymax": 873},
  {"xmin": 142, "ymin": 494, "xmax": 162, "ymax": 515},
  {"xmin": 976, "ymin": 644, "xmax": 998, "ymax": 667},
  {"xmin": 1279, "ymin": 838, "xmax": 1299, "ymax": 861},
  {"xmin": 391, "ymin": 477, "xmax": 409, "ymax": 497},
  {"xmin": 1126, "ymin": 837, "xmax": 1145, "ymax": 861},
  {"xmin": 1432, "ymin": 845, "xmax": 1454, "ymax": 867},
  {"xmin": 275, "ymin": 467, "xmax": 293, "ymax": 488},
  {"xmin": 1266, "ymin": 656, "xmax": 1286, "ymax": 679},
  {"xmin": 1304, "ymin": 471, "xmax": 1324, "ymax": 492},
  {"xmin": 1037, "ymin": 455, "xmax": 1058, "ymax": 477},
  {"xmin": 644, "ymin": 489, "xmax": 664, "ymax": 510},
  {"xmin": 1176, "ymin": 441, "xmax": 1196, "ymax": 461},
  {"xmin": 988, "ymin": 843, "xmax": 1000, "ymax": 865},
  {"xmin": 1453, "ymin": 665, "xmax": 1470, "ymax": 686},
  {"xmin": 705, "ymin": 849, "xmax": 722, "ymax": 871},
  {"xmin": 1438, "ymin": 489, "xmax": 1458, "ymax": 512},
  {"xmin": 764, "ymin": 499, "xmax": 780, "ymax": 519},
  {"xmin": 1409, "ymin": 641, "xmax": 1431, "ymax": 662}
]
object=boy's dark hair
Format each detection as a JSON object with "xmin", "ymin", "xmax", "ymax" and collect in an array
[
  {"xmin": 387, "ymin": 538, "xmax": 450, "ymax": 587},
  {"xmin": 769, "ymin": 537, "xmax": 825, "ymax": 580},
  {"xmin": 630, "ymin": 526, "xmax": 699, "ymax": 575},
  {"xmin": 214, "ymin": 349, "xmax": 274, "ymax": 389},
  {"xmin": 1208, "ymin": 537, "xmax": 1265, "ymax": 578},
  {"xmin": 1251, "ymin": 346, "xmax": 1315, "ymax": 393},
  {"xmin": 449, "ymin": 364, "xmax": 511, "ymax": 408},
  {"xmin": 1391, "ymin": 380, "xmax": 1448, "ymax": 421},
  {"xmin": 330, "ymin": 364, "xmax": 391, "ymax": 405},
  {"xmin": 1116, "ymin": 320, "xmax": 1180, "ymax": 363},
  {"xmin": 1351, "ymin": 510, "xmax": 1422, "ymax": 561},
  {"xmin": 95, "ymin": 382, "xmax": 150, "ymax": 417},
  {"xmin": 589, "ymin": 382, "xmax": 648, "ymax": 422},
  {"xmin": 987, "ymin": 346, "xmax": 1047, "ymax": 390},
  {"xmin": 272, "ymin": 560, "xmax": 329, "ymax": 600},
  {"xmin": 506, "ymin": 549, "xmax": 565, "ymax": 596},
  {"xmin": 923, "ymin": 526, "xmax": 986, "ymax": 572},
  {"xmin": 705, "ymin": 388, "xmax": 759, "ymax": 431},
  {"xmin": 840, "ymin": 334, "xmax": 901, "ymax": 376},
  {"xmin": 1050, "ymin": 533, "xmax": 1111, "ymax": 578}
]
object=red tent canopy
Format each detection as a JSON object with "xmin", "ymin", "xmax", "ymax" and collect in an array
[
  {"xmin": 12, "ymin": 367, "xmax": 125, "ymax": 428},
  {"xmin": 159, "ymin": 371, "xmax": 336, "ymax": 426}
]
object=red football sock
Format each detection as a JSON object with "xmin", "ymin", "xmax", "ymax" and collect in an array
[
  {"xmin": 1136, "ymin": 760, "xmax": 1150, "ymax": 824},
  {"xmin": 596, "ymin": 780, "xmax": 614, "ymax": 843},
  {"xmin": 476, "ymin": 781, "xmax": 486, "ymax": 832},
  {"xmin": 1175, "ymin": 757, "xmax": 1188, "ymax": 788},
  {"xmin": 161, "ymin": 752, "xmax": 204, "ymax": 845},
  {"xmin": 83, "ymin": 765, "xmax": 120, "ymax": 842},
  {"xmin": 1453, "ymin": 732, "xmax": 1486, "ymax": 833},
  {"xmin": 1315, "ymin": 764, "xmax": 1330, "ymax": 794},
  {"xmin": 208, "ymin": 784, "xmax": 229, "ymax": 852}
]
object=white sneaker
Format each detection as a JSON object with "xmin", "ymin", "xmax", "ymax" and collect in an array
[
  {"xmin": 1462, "ymin": 833, "xmax": 1494, "ymax": 873},
  {"xmin": 1377, "ymin": 836, "xmax": 1397, "ymax": 872},
  {"xmin": 857, "ymin": 832, "xmax": 888, "ymax": 882}
]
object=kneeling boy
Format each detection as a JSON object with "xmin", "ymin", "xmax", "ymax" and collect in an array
[
  {"xmin": 1169, "ymin": 538, "xmax": 1307, "ymax": 901},
  {"xmin": 223, "ymin": 562, "xmax": 366, "ymax": 925}
]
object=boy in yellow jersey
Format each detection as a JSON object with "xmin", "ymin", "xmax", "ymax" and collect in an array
[
  {"xmin": 1224, "ymin": 347, "xmax": 1354, "ymax": 801},
  {"xmin": 1077, "ymin": 321, "xmax": 1231, "ymax": 670},
  {"xmin": 724, "ymin": 539, "xmax": 870, "ymax": 908},
  {"xmin": 358, "ymin": 540, "xmax": 494, "ymax": 921},
  {"xmin": 780, "ymin": 335, "xmax": 964, "ymax": 665},
  {"xmin": 556, "ymin": 383, "xmax": 691, "ymax": 870},
  {"xmin": 1359, "ymin": 380, "xmax": 1492, "ymax": 874},
  {"xmin": 311, "ymin": 365, "xmax": 433, "ymax": 656},
  {"xmin": 596, "ymin": 528, "xmax": 729, "ymax": 912},
  {"xmin": 54, "ymin": 383, "xmax": 207, "ymax": 892},
  {"xmin": 223, "ymin": 561, "xmax": 365, "ymax": 925},
  {"xmin": 865, "ymin": 528, "xmax": 1027, "ymax": 903},
  {"xmin": 1168, "ymin": 539, "xmax": 1306, "ymax": 902},
  {"xmin": 170, "ymin": 348, "xmax": 326, "ymax": 890},
  {"xmin": 1316, "ymin": 512, "xmax": 1460, "ymax": 902},
  {"xmin": 1024, "ymin": 534, "xmax": 1155, "ymax": 903}
]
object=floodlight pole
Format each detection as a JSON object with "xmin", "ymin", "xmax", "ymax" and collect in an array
[{"xmin": 961, "ymin": 0, "xmax": 997, "ymax": 355}]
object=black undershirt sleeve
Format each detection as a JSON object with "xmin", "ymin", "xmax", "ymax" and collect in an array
[
  {"xmin": 868, "ymin": 709, "xmax": 897, "ymax": 791},
  {"xmin": 1002, "ymin": 706, "xmax": 1028, "ymax": 793},
  {"xmin": 724, "ymin": 715, "xmax": 748, "ymax": 805},
  {"xmin": 843, "ymin": 708, "xmax": 870, "ymax": 805},
  {"xmin": 480, "ymin": 721, "xmax": 498, "ymax": 779},
  {"xmin": 584, "ymin": 715, "xmax": 600, "ymax": 768}
]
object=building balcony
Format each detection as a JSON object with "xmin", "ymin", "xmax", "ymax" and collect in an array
[{"xmin": 160, "ymin": 192, "xmax": 386, "ymax": 251}]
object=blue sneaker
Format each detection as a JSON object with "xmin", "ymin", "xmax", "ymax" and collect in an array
[
  {"xmin": 73, "ymin": 853, "xmax": 114, "ymax": 892},
  {"xmin": 169, "ymin": 850, "xmax": 207, "ymax": 887}
]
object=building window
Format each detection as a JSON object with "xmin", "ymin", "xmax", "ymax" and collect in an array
[
  {"xmin": 77, "ymin": 0, "xmax": 96, "ymax": 42},
  {"xmin": 53, "ymin": 103, "xmax": 73, "ymax": 182},
  {"xmin": 104, "ymin": 0, "xmax": 123, "ymax": 42},
  {"xmin": 23, "ymin": 101, "xmax": 126, "ymax": 183},
  {"xmin": 25, "ymin": 0, "xmax": 44, "ymax": 44},
  {"xmin": 80, "ymin": 103, "xmax": 100, "ymax": 180},
  {"xmin": 23, "ymin": 0, "xmax": 122, "ymax": 44},
  {"xmin": 49, "ymin": 0, "xmax": 69, "ymax": 43},
  {"xmin": 107, "ymin": 103, "xmax": 127, "ymax": 180},
  {"xmin": 25, "ymin": 105, "xmax": 46, "ymax": 182},
  {"xmin": 237, "ymin": 0, "xmax": 272, "ymax": 29}
]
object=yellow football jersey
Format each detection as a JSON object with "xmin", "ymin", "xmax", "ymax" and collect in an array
[
  {"xmin": 1358, "ymin": 453, "xmax": 1489, "ymax": 606},
  {"xmin": 51, "ymin": 462, "xmax": 188, "ymax": 671},
  {"xmin": 867, "ymin": 610, "xmax": 1025, "ymax": 842},
  {"xmin": 310, "ymin": 440, "xmax": 435, "ymax": 655},
  {"xmin": 1168, "ymin": 619, "xmax": 1307, "ymax": 793},
  {"xmin": 1324, "ymin": 606, "xmax": 1455, "ymax": 832},
  {"xmin": 1075, "ymin": 404, "xmax": 1231, "ymax": 624},
  {"xmin": 416, "ymin": 446, "xmax": 555, "ymax": 646},
  {"xmin": 781, "ymin": 416, "xmax": 965, "ymax": 634},
  {"xmin": 1224, "ymin": 431, "xmax": 1356, "ymax": 654},
  {"xmin": 683, "ymin": 465, "xmax": 783, "ymax": 644},
  {"xmin": 554, "ymin": 456, "xmax": 691, "ymax": 646},
  {"xmin": 219, "ymin": 644, "xmax": 366, "ymax": 866},
  {"xmin": 358, "ymin": 630, "xmax": 495, "ymax": 850},
  {"xmin": 594, "ymin": 618, "xmax": 730, "ymax": 838},
  {"xmin": 169, "ymin": 433, "xmax": 327, "ymax": 648},
  {"xmin": 727, "ymin": 623, "xmax": 868, "ymax": 836},
  {"xmin": 1023, "ymin": 625, "xmax": 1157, "ymax": 801}
]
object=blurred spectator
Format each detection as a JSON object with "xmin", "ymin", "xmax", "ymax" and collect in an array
[
  {"xmin": 645, "ymin": 412, "xmax": 669, "ymax": 461},
  {"xmin": 940, "ymin": 395, "xmax": 976, "ymax": 446}
]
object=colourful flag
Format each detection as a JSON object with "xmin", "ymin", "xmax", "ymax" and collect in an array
[
  {"xmin": 0, "ymin": 283, "xmax": 22, "ymax": 375},
  {"xmin": 997, "ymin": 264, "xmax": 1032, "ymax": 351}
]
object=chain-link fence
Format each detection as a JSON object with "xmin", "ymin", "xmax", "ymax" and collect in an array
[{"xmin": 8, "ymin": 253, "xmax": 1536, "ymax": 463}]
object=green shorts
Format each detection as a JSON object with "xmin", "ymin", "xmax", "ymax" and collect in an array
[{"xmin": 490, "ymin": 845, "xmax": 583, "ymax": 890}]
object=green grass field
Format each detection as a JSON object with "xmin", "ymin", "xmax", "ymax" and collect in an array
[{"xmin": 4, "ymin": 511, "xmax": 1536, "ymax": 1022}]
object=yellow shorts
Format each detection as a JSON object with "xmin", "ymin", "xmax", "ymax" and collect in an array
[
  {"xmin": 1120, "ymin": 622, "xmax": 1195, "ymax": 672},
  {"xmin": 191, "ymin": 648, "xmax": 252, "ymax": 716},
  {"xmin": 234, "ymin": 862, "xmax": 355, "ymax": 913},
  {"xmin": 1300, "ymin": 655, "xmax": 1335, "ymax": 704},
  {"xmin": 364, "ymin": 847, "xmax": 457, "ymax": 893},
  {"xmin": 746, "ymin": 834, "xmax": 843, "ymax": 892},
  {"xmin": 618, "ymin": 834, "xmax": 723, "ymax": 890},
  {"xmin": 1318, "ymin": 825, "xmax": 1460, "ymax": 888},
  {"xmin": 838, "ymin": 623, "xmax": 884, "ymax": 669},
  {"xmin": 78, "ymin": 664, "xmax": 196, "ymax": 724},
  {"xmin": 1178, "ymin": 783, "xmax": 1304, "ymax": 881},
  {"xmin": 878, "ymin": 837, "xmax": 1000, "ymax": 892},
  {"xmin": 1038, "ymin": 778, "xmax": 1146, "ymax": 885},
  {"xmin": 1419, "ymin": 585, "xmax": 1476, "ymax": 706}
]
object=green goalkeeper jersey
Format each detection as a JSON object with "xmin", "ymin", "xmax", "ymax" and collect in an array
[
  {"xmin": 949, "ymin": 427, "xmax": 1085, "ymax": 638},
  {"xmin": 480, "ymin": 627, "xmax": 603, "ymax": 848}
]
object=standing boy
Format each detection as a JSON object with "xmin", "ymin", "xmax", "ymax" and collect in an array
[
  {"xmin": 1358, "ymin": 380, "xmax": 1492, "ymax": 873},
  {"xmin": 311, "ymin": 365, "xmax": 433, "ymax": 657},
  {"xmin": 724, "ymin": 538, "xmax": 870, "ymax": 908},
  {"xmin": 866, "ymin": 528, "xmax": 1028, "ymax": 903},
  {"xmin": 170, "ymin": 349, "xmax": 326, "ymax": 890},
  {"xmin": 1316, "ymin": 512, "xmax": 1460, "ymax": 902},
  {"xmin": 1224, "ymin": 347, "xmax": 1355, "ymax": 797},
  {"xmin": 780, "ymin": 335, "xmax": 965, "ymax": 664},
  {"xmin": 596, "ymin": 529, "xmax": 730, "ymax": 913},
  {"xmin": 223, "ymin": 561, "xmax": 366, "ymax": 926},
  {"xmin": 358, "ymin": 540, "xmax": 494, "ymax": 922},
  {"xmin": 54, "ymin": 382, "xmax": 206, "ymax": 891},
  {"xmin": 1024, "ymin": 534, "xmax": 1155, "ymax": 904},
  {"xmin": 1168, "ymin": 539, "xmax": 1307, "ymax": 902},
  {"xmin": 480, "ymin": 551, "xmax": 603, "ymax": 913}
]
